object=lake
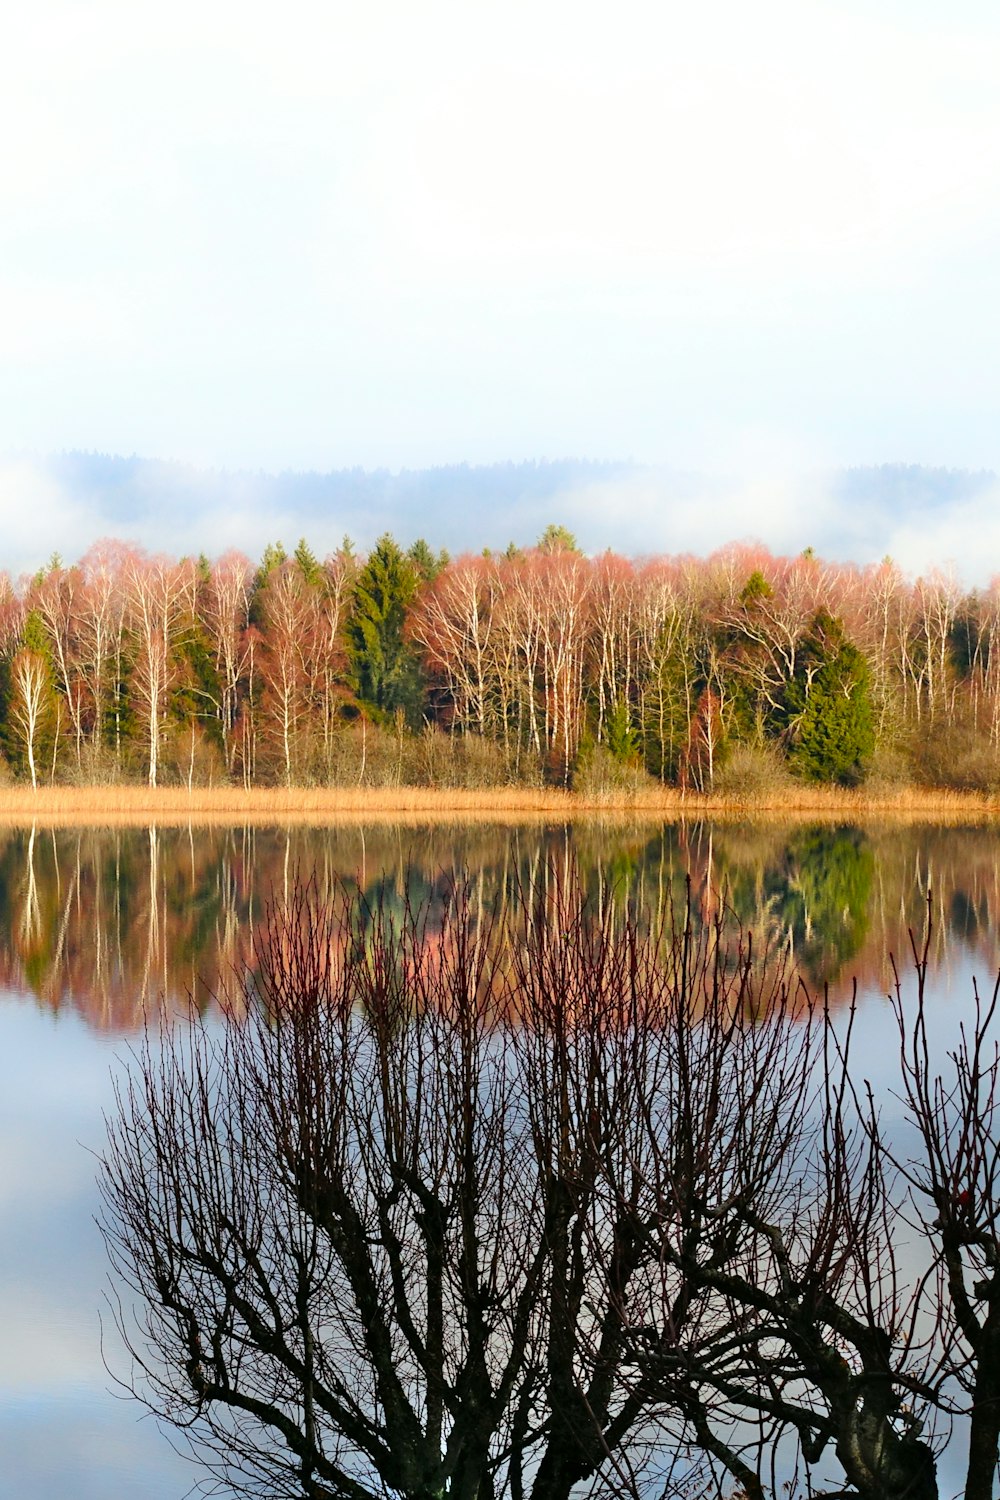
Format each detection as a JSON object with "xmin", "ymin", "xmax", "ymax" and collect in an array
[{"xmin": 0, "ymin": 818, "xmax": 996, "ymax": 1499}]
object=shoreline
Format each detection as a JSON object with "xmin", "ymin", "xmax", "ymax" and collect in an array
[{"xmin": 0, "ymin": 783, "xmax": 995, "ymax": 826}]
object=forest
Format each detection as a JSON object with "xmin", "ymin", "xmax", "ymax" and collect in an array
[{"xmin": 0, "ymin": 524, "xmax": 997, "ymax": 792}]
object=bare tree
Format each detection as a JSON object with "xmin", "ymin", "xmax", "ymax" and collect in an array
[
  {"xmin": 411, "ymin": 554, "xmax": 500, "ymax": 739},
  {"xmin": 28, "ymin": 560, "xmax": 87, "ymax": 767},
  {"xmin": 862, "ymin": 921, "xmax": 1000, "ymax": 1500},
  {"xmin": 257, "ymin": 559, "xmax": 318, "ymax": 785},
  {"xmin": 10, "ymin": 647, "xmax": 51, "ymax": 789},
  {"xmin": 202, "ymin": 551, "xmax": 255, "ymax": 773},
  {"xmin": 75, "ymin": 540, "xmax": 132, "ymax": 770},
  {"xmin": 126, "ymin": 552, "xmax": 197, "ymax": 786},
  {"xmin": 99, "ymin": 884, "xmax": 1000, "ymax": 1500}
]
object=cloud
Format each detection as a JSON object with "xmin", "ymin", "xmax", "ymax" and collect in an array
[
  {"xmin": 548, "ymin": 471, "xmax": 808, "ymax": 562},
  {"xmin": 0, "ymin": 462, "xmax": 112, "ymax": 580},
  {"xmin": 1, "ymin": 3, "xmax": 999, "ymax": 470},
  {"xmin": 879, "ymin": 482, "xmax": 1000, "ymax": 583},
  {"xmin": 549, "ymin": 467, "xmax": 1000, "ymax": 584}
]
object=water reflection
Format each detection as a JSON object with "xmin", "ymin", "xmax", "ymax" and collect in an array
[
  {"xmin": 0, "ymin": 819, "xmax": 998, "ymax": 1027},
  {"xmin": 0, "ymin": 998, "xmax": 196, "ymax": 1500},
  {"xmin": 726, "ymin": 824, "xmax": 875, "ymax": 982},
  {"xmin": 1, "ymin": 821, "xmax": 996, "ymax": 1500}
]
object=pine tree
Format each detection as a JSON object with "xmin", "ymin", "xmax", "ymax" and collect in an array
[
  {"xmin": 293, "ymin": 538, "xmax": 323, "ymax": 588},
  {"xmin": 786, "ymin": 611, "xmax": 875, "ymax": 785},
  {"xmin": 604, "ymin": 698, "xmax": 640, "ymax": 763},
  {"xmin": 251, "ymin": 541, "xmax": 288, "ymax": 618},
  {"xmin": 346, "ymin": 535, "xmax": 424, "ymax": 723},
  {"xmin": 537, "ymin": 523, "xmax": 580, "ymax": 555},
  {"xmin": 407, "ymin": 538, "xmax": 449, "ymax": 584}
]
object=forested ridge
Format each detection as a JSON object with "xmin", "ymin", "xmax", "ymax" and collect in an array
[{"xmin": 0, "ymin": 526, "xmax": 997, "ymax": 791}]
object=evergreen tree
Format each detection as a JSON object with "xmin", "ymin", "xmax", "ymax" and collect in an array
[
  {"xmin": 293, "ymin": 538, "xmax": 323, "ymax": 588},
  {"xmin": 604, "ymin": 698, "xmax": 640, "ymax": 763},
  {"xmin": 172, "ymin": 619, "xmax": 224, "ymax": 755},
  {"xmin": 250, "ymin": 541, "xmax": 288, "ymax": 622},
  {"xmin": 786, "ymin": 611, "xmax": 875, "ymax": 785},
  {"xmin": 21, "ymin": 609, "xmax": 50, "ymax": 659},
  {"xmin": 346, "ymin": 535, "xmax": 424, "ymax": 724},
  {"xmin": 406, "ymin": 537, "xmax": 449, "ymax": 584},
  {"xmin": 537, "ymin": 523, "xmax": 580, "ymax": 554},
  {"xmin": 739, "ymin": 568, "xmax": 773, "ymax": 606}
]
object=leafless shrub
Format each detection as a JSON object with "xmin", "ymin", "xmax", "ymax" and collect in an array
[
  {"xmin": 99, "ymin": 882, "xmax": 1000, "ymax": 1500},
  {"xmin": 711, "ymin": 744, "xmax": 795, "ymax": 802}
]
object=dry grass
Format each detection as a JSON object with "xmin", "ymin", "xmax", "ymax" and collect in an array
[{"xmin": 0, "ymin": 782, "xmax": 995, "ymax": 827}]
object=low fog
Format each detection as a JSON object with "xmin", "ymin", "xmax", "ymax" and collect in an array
[{"xmin": 1, "ymin": 454, "xmax": 997, "ymax": 586}]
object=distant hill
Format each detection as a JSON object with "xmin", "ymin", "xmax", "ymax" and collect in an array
[{"xmin": 39, "ymin": 452, "xmax": 646, "ymax": 555}]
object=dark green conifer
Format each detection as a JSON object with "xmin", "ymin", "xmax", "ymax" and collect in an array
[
  {"xmin": 293, "ymin": 538, "xmax": 323, "ymax": 588},
  {"xmin": 739, "ymin": 569, "xmax": 773, "ymax": 606},
  {"xmin": 786, "ymin": 611, "xmax": 874, "ymax": 785},
  {"xmin": 537, "ymin": 523, "xmax": 580, "ymax": 554},
  {"xmin": 407, "ymin": 538, "xmax": 448, "ymax": 584},
  {"xmin": 346, "ymin": 535, "xmax": 424, "ymax": 723},
  {"xmin": 605, "ymin": 699, "xmax": 640, "ymax": 763}
]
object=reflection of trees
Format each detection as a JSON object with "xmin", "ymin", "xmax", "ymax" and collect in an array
[
  {"xmin": 727, "ymin": 824, "xmax": 875, "ymax": 984},
  {"xmin": 1, "ymin": 819, "xmax": 1000, "ymax": 1028}
]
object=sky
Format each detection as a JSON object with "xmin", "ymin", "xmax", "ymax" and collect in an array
[{"xmin": 2, "ymin": 0, "xmax": 1000, "ymax": 560}]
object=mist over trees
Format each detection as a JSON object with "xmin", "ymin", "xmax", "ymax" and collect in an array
[
  {"xmin": 38, "ymin": 454, "xmax": 639, "ymax": 559},
  {"xmin": 25, "ymin": 455, "xmax": 998, "ymax": 575},
  {"xmin": 0, "ymin": 528, "xmax": 998, "ymax": 789}
]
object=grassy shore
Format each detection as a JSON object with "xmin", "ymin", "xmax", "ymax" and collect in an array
[{"xmin": 0, "ymin": 782, "xmax": 995, "ymax": 826}]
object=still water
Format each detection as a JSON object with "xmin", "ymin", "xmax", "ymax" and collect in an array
[{"xmin": 0, "ymin": 818, "xmax": 997, "ymax": 1498}]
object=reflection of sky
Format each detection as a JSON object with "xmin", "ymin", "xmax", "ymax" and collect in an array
[
  {"xmin": 0, "ymin": 994, "xmax": 192, "ymax": 1499},
  {"xmin": 849, "ymin": 947, "xmax": 996, "ymax": 1113}
]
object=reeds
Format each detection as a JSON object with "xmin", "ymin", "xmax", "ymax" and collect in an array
[{"xmin": 0, "ymin": 780, "xmax": 993, "ymax": 826}]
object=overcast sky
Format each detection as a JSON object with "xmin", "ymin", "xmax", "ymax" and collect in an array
[{"xmin": 2, "ymin": 2, "xmax": 999, "ymax": 511}]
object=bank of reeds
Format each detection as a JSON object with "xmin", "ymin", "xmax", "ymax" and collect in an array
[{"xmin": 0, "ymin": 781, "xmax": 995, "ymax": 826}]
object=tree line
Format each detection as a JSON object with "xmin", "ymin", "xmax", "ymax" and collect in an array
[{"xmin": 1, "ymin": 526, "xmax": 997, "ymax": 788}]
